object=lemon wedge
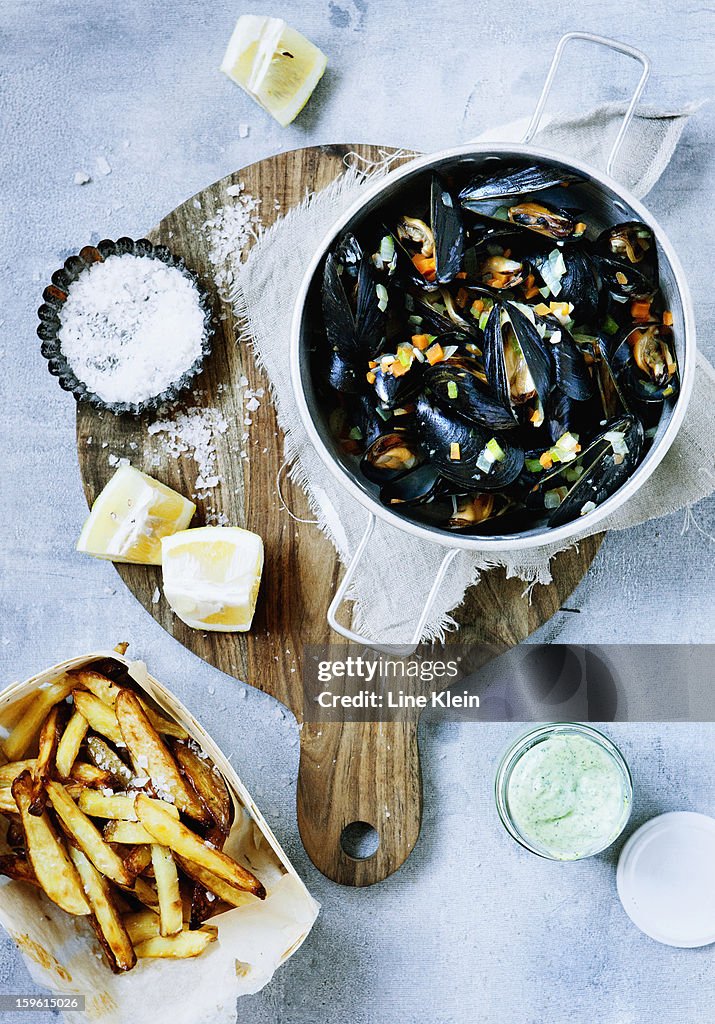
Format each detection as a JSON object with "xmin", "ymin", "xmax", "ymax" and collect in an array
[
  {"xmin": 161, "ymin": 527, "xmax": 264, "ymax": 632},
  {"xmin": 220, "ymin": 15, "xmax": 327, "ymax": 127},
  {"xmin": 77, "ymin": 466, "xmax": 195, "ymax": 565}
]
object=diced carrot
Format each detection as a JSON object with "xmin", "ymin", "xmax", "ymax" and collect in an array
[
  {"xmin": 450, "ymin": 442, "xmax": 461, "ymax": 461},
  {"xmin": 412, "ymin": 254, "xmax": 436, "ymax": 281},
  {"xmin": 663, "ymin": 310, "xmax": 673, "ymax": 327},
  {"xmin": 390, "ymin": 360, "xmax": 409, "ymax": 378},
  {"xmin": 412, "ymin": 333, "xmax": 431, "ymax": 350},
  {"xmin": 425, "ymin": 344, "xmax": 445, "ymax": 365},
  {"xmin": 455, "ymin": 271, "xmax": 468, "ymax": 280},
  {"xmin": 456, "ymin": 287, "xmax": 469, "ymax": 308},
  {"xmin": 368, "ymin": 359, "xmax": 378, "ymax": 369},
  {"xmin": 575, "ymin": 222, "xmax": 587, "ymax": 234},
  {"xmin": 539, "ymin": 452, "xmax": 553, "ymax": 469},
  {"xmin": 631, "ymin": 299, "xmax": 651, "ymax": 322},
  {"xmin": 524, "ymin": 285, "xmax": 541, "ymax": 300},
  {"xmin": 366, "ymin": 371, "xmax": 376, "ymax": 385},
  {"xmin": 471, "ymin": 299, "xmax": 484, "ymax": 316}
]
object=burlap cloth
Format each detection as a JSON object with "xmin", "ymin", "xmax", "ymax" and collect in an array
[{"xmin": 232, "ymin": 104, "xmax": 714, "ymax": 644}]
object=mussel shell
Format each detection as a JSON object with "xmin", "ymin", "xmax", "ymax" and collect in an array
[
  {"xmin": 345, "ymin": 393, "xmax": 386, "ymax": 447},
  {"xmin": 322, "ymin": 245, "xmax": 386, "ymax": 361},
  {"xmin": 372, "ymin": 360, "xmax": 423, "ymax": 408},
  {"xmin": 541, "ymin": 318, "xmax": 594, "ymax": 402},
  {"xmin": 424, "ymin": 358, "xmax": 517, "ymax": 431},
  {"xmin": 459, "ymin": 165, "xmax": 582, "ymax": 206},
  {"xmin": 431, "ymin": 174, "xmax": 465, "ymax": 284},
  {"xmin": 507, "ymin": 201, "xmax": 580, "ymax": 240},
  {"xmin": 550, "ymin": 248, "xmax": 600, "ymax": 325},
  {"xmin": 597, "ymin": 222, "xmax": 657, "ymax": 277},
  {"xmin": 410, "ymin": 292, "xmax": 481, "ymax": 340},
  {"xmin": 483, "ymin": 302, "xmax": 552, "ymax": 424},
  {"xmin": 591, "ymin": 334, "xmax": 631, "ymax": 419},
  {"xmin": 415, "ymin": 395, "xmax": 524, "ymax": 490},
  {"xmin": 328, "ymin": 351, "xmax": 362, "ymax": 394},
  {"xmin": 593, "ymin": 252, "xmax": 655, "ymax": 299},
  {"xmin": 611, "ymin": 324, "xmax": 680, "ymax": 403},
  {"xmin": 380, "ymin": 462, "xmax": 442, "ymax": 507},
  {"xmin": 360, "ymin": 431, "xmax": 424, "ymax": 484}
]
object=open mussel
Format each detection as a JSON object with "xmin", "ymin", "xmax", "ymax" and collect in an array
[
  {"xmin": 597, "ymin": 222, "xmax": 657, "ymax": 278},
  {"xmin": 392, "ymin": 174, "xmax": 465, "ymax": 289},
  {"xmin": 538, "ymin": 315, "xmax": 593, "ymax": 402},
  {"xmin": 532, "ymin": 247, "xmax": 599, "ymax": 325},
  {"xmin": 527, "ymin": 415, "xmax": 644, "ymax": 527},
  {"xmin": 415, "ymin": 395, "xmax": 524, "ymax": 490},
  {"xmin": 459, "ymin": 165, "xmax": 582, "ymax": 205},
  {"xmin": 611, "ymin": 323, "xmax": 679, "ymax": 403},
  {"xmin": 483, "ymin": 302, "xmax": 552, "ymax": 428},
  {"xmin": 360, "ymin": 431, "xmax": 424, "ymax": 484}
]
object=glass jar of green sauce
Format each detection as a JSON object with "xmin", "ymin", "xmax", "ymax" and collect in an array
[{"xmin": 495, "ymin": 723, "xmax": 632, "ymax": 861}]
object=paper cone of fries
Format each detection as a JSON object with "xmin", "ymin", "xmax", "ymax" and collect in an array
[{"xmin": 0, "ymin": 650, "xmax": 319, "ymax": 1024}]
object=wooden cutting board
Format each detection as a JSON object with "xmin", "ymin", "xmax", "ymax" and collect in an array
[{"xmin": 76, "ymin": 144, "xmax": 603, "ymax": 887}]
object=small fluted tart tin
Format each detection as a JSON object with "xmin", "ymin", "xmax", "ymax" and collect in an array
[{"xmin": 37, "ymin": 237, "xmax": 214, "ymax": 416}]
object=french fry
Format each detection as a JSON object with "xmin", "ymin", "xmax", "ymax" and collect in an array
[
  {"xmin": 0, "ymin": 854, "xmax": 40, "ymax": 888},
  {"xmin": 115, "ymin": 691, "xmax": 208, "ymax": 823},
  {"xmin": 104, "ymin": 820, "xmax": 156, "ymax": 845},
  {"xmin": 134, "ymin": 927, "xmax": 217, "ymax": 959},
  {"xmin": 46, "ymin": 780, "xmax": 133, "ymax": 886},
  {"xmin": 0, "ymin": 759, "xmax": 37, "ymax": 786},
  {"xmin": 70, "ymin": 762, "xmax": 113, "ymax": 788},
  {"xmin": 177, "ymin": 855, "xmax": 258, "ymax": 912},
  {"xmin": 122, "ymin": 844, "xmax": 152, "ymax": 879},
  {"xmin": 151, "ymin": 845, "xmax": 183, "ymax": 936},
  {"xmin": 80, "ymin": 790, "xmax": 180, "ymax": 822},
  {"xmin": 29, "ymin": 705, "xmax": 63, "ymax": 815},
  {"xmin": 11, "ymin": 772, "xmax": 90, "ymax": 916},
  {"xmin": 85, "ymin": 736, "xmax": 134, "ymax": 786},
  {"xmin": 172, "ymin": 740, "xmax": 233, "ymax": 834},
  {"xmin": 135, "ymin": 794, "xmax": 265, "ymax": 899},
  {"xmin": 0, "ymin": 790, "xmax": 19, "ymax": 813},
  {"xmin": 68, "ymin": 846, "xmax": 136, "ymax": 973},
  {"xmin": 55, "ymin": 711, "xmax": 88, "ymax": 779},
  {"xmin": 123, "ymin": 909, "xmax": 161, "ymax": 945},
  {"xmin": 73, "ymin": 671, "xmax": 187, "ymax": 739},
  {"xmin": 71, "ymin": 691, "xmax": 123, "ymax": 745},
  {"xmin": 130, "ymin": 876, "xmax": 159, "ymax": 910},
  {"xmin": 3, "ymin": 677, "xmax": 74, "ymax": 760},
  {"xmin": 5, "ymin": 816, "xmax": 25, "ymax": 848}
]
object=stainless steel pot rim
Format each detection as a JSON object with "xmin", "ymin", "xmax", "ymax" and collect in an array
[{"xmin": 290, "ymin": 140, "xmax": 696, "ymax": 553}]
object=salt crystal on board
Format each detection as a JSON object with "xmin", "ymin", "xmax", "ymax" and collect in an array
[{"xmin": 74, "ymin": 170, "xmax": 91, "ymax": 185}]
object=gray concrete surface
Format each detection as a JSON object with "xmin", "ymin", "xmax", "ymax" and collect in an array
[{"xmin": 1, "ymin": 1, "xmax": 714, "ymax": 1021}]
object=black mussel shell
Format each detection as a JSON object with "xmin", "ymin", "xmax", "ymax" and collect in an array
[
  {"xmin": 431, "ymin": 174, "xmax": 465, "ymax": 284},
  {"xmin": 483, "ymin": 302, "xmax": 552, "ymax": 426},
  {"xmin": 371, "ymin": 357, "xmax": 423, "ymax": 408},
  {"xmin": 591, "ymin": 334, "xmax": 631, "ymax": 419},
  {"xmin": 328, "ymin": 350, "xmax": 362, "ymax": 394},
  {"xmin": 410, "ymin": 292, "xmax": 481, "ymax": 340},
  {"xmin": 528, "ymin": 415, "xmax": 644, "ymax": 527},
  {"xmin": 360, "ymin": 431, "xmax": 424, "ymax": 484},
  {"xmin": 380, "ymin": 462, "xmax": 442, "ymax": 507},
  {"xmin": 593, "ymin": 252, "xmax": 655, "ymax": 300},
  {"xmin": 334, "ymin": 232, "xmax": 363, "ymax": 278},
  {"xmin": 459, "ymin": 165, "xmax": 582, "ymax": 207},
  {"xmin": 540, "ymin": 317, "xmax": 594, "ymax": 401},
  {"xmin": 322, "ymin": 244, "xmax": 386, "ymax": 361},
  {"xmin": 533, "ymin": 247, "xmax": 600, "ymax": 326},
  {"xmin": 415, "ymin": 394, "xmax": 524, "ymax": 490},
  {"xmin": 343, "ymin": 393, "xmax": 386, "ymax": 448},
  {"xmin": 424, "ymin": 358, "xmax": 517, "ymax": 432},
  {"xmin": 611, "ymin": 324, "xmax": 679, "ymax": 403}
]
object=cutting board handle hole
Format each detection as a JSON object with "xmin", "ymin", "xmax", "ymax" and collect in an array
[{"xmin": 340, "ymin": 821, "xmax": 380, "ymax": 860}]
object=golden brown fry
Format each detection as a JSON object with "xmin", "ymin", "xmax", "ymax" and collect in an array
[
  {"xmin": 172, "ymin": 740, "xmax": 233, "ymax": 834},
  {"xmin": 129, "ymin": 876, "xmax": 159, "ymax": 910},
  {"xmin": 133, "ymin": 927, "xmax": 217, "ymax": 959},
  {"xmin": 85, "ymin": 736, "xmax": 134, "ymax": 786},
  {"xmin": 151, "ymin": 845, "xmax": 183, "ymax": 936},
  {"xmin": 104, "ymin": 821, "xmax": 158, "ymax": 845},
  {"xmin": 80, "ymin": 790, "xmax": 181, "ymax": 822},
  {"xmin": 123, "ymin": 909, "xmax": 161, "ymax": 946},
  {"xmin": 136, "ymin": 794, "xmax": 265, "ymax": 899},
  {"xmin": 0, "ymin": 790, "xmax": 19, "ymax": 813},
  {"xmin": 68, "ymin": 846, "xmax": 136, "ymax": 973},
  {"xmin": 122, "ymin": 844, "xmax": 152, "ymax": 879},
  {"xmin": 70, "ymin": 762, "xmax": 113, "ymax": 788},
  {"xmin": 55, "ymin": 711, "xmax": 88, "ymax": 779},
  {"xmin": 176, "ymin": 855, "xmax": 259, "ymax": 911},
  {"xmin": 0, "ymin": 854, "xmax": 40, "ymax": 888},
  {"xmin": 29, "ymin": 705, "xmax": 63, "ymax": 815},
  {"xmin": 72, "ymin": 671, "xmax": 187, "ymax": 739},
  {"xmin": 3, "ymin": 677, "xmax": 74, "ymax": 760},
  {"xmin": 71, "ymin": 691, "xmax": 123, "ymax": 745},
  {"xmin": 46, "ymin": 780, "xmax": 132, "ymax": 886},
  {"xmin": 11, "ymin": 771, "xmax": 90, "ymax": 916},
  {"xmin": 115, "ymin": 691, "xmax": 208, "ymax": 823},
  {"xmin": 0, "ymin": 759, "xmax": 37, "ymax": 786}
]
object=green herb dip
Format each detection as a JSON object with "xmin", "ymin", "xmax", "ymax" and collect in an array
[{"xmin": 507, "ymin": 732, "xmax": 629, "ymax": 859}]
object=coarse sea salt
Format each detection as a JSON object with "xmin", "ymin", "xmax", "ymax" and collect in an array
[
  {"xmin": 57, "ymin": 254, "xmax": 206, "ymax": 405},
  {"xmin": 148, "ymin": 407, "xmax": 228, "ymax": 495},
  {"xmin": 204, "ymin": 184, "xmax": 262, "ymax": 298}
]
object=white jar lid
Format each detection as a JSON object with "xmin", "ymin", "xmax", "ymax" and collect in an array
[{"xmin": 617, "ymin": 811, "xmax": 715, "ymax": 947}]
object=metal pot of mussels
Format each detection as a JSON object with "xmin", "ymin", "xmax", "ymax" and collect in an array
[{"xmin": 290, "ymin": 33, "xmax": 696, "ymax": 647}]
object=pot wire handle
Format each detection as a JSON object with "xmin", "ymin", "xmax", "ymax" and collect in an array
[
  {"xmin": 523, "ymin": 31, "xmax": 651, "ymax": 177},
  {"xmin": 327, "ymin": 512, "xmax": 459, "ymax": 655}
]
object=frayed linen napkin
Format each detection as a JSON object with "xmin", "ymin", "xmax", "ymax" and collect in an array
[{"xmin": 233, "ymin": 104, "xmax": 714, "ymax": 645}]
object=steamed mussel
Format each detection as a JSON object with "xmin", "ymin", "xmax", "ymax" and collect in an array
[{"xmin": 315, "ymin": 160, "xmax": 680, "ymax": 536}]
